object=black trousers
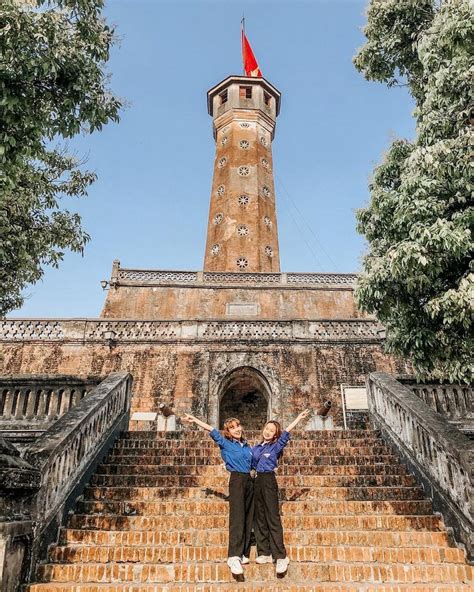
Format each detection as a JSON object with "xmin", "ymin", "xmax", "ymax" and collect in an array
[
  {"xmin": 228, "ymin": 472, "xmax": 254, "ymax": 558},
  {"xmin": 254, "ymin": 471, "xmax": 286, "ymax": 559}
]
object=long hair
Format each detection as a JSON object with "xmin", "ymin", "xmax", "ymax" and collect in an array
[
  {"xmin": 262, "ymin": 420, "xmax": 282, "ymax": 443},
  {"xmin": 223, "ymin": 417, "xmax": 243, "ymax": 441}
]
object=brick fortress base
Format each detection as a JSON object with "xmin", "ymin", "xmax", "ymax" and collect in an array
[{"xmin": 0, "ymin": 265, "xmax": 408, "ymax": 430}]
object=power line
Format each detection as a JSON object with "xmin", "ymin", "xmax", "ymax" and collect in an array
[
  {"xmin": 275, "ymin": 172, "xmax": 341, "ymax": 271},
  {"xmin": 276, "ymin": 187, "xmax": 326, "ymax": 270}
]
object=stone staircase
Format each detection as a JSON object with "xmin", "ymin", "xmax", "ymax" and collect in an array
[{"xmin": 28, "ymin": 429, "xmax": 473, "ymax": 591}]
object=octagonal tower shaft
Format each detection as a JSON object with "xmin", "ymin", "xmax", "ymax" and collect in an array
[{"xmin": 203, "ymin": 76, "xmax": 281, "ymax": 273}]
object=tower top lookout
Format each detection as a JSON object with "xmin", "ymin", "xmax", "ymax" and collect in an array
[{"xmin": 207, "ymin": 76, "xmax": 281, "ymax": 140}]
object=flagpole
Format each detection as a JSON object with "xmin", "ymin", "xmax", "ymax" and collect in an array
[{"xmin": 241, "ymin": 15, "xmax": 245, "ymax": 76}]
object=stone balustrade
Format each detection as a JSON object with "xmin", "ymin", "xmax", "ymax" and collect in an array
[
  {"xmin": 115, "ymin": 267, "xmax": 358, "ymax": 287},
  {"xmin": 0, "ymin": 376, "xmax": 99, "ymax": 439},
  {"xmin": 400, "ymin": 379, "xmax": 473, "ymax": 433},
  {"xmin": 0, "ymin": 372, "xmax": 133, "ymax": 591},
  {"xmin": 0, "ymin": 318, "xmax": 383, "ymax": 343},
  {"xmin": 367, "ymin": 372, "xmax": 474, "ymax": 559}
]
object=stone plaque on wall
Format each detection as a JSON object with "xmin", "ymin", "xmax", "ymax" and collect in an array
[{"xmin": 226, "ymin": 303, "xmax": 259, "ymax": 316}]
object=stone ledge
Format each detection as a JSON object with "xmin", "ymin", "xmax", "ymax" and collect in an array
[{"xmin": 0, "ymin": 319, "xmax": 383, "ymax": 343}]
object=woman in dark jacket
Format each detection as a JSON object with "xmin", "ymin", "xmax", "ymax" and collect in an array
[
  {"xmin": 183, "ymin": 413, "xmax": 254, "ymax": 576},
  {"xmin": 251, "ymin": 409, "xmax": 311, "ymax": 574}
]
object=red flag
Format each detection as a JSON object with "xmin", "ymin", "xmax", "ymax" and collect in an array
[{"xmin": 241, "ymin": 30, "xmax": 262, "ymax": 77}]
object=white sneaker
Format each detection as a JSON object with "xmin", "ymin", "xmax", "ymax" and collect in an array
[
  {"xmin": 241, "ymin": 555, "xmax": 249, "ymax": 565},
  {"xmin": 227, "ymin": 556, "xmax": 243, "ymax": 575},
  {"xmin": 275, "ymin": 556, "xmax": 290, "ymax": 574},
  {"xmin": 256, "ymin": 554, "xmax": 273, "ymax": 564}
]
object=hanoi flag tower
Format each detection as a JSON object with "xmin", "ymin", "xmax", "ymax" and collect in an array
[
  {"xmin": 203, "ymin": 75, "xmax": 282, "ymax": 272},
  {"xmin": 204, "ymin": 28, "xmax": 282, "ymax": 272}
]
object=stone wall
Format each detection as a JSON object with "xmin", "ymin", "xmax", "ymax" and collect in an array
[
  {"xmin": 99, "ymin": 265, "xmax": 362, "ymax": 320},
  {"xmin": 0, "ymin": 337, "xmax": 406, "ymax": 428},
  {"xmin": 101, "ymin": 284, "xmax": 362, "ymax": 320}
]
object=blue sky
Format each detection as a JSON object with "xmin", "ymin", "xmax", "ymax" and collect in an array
[{"xmin": 11, "ymin": 0, "xmax": 416, "ymax": 318}]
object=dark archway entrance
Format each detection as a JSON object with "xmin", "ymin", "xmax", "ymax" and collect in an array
[{"xmin": 218, "ymin": 367, "xmax": 271, "ymax": 430}]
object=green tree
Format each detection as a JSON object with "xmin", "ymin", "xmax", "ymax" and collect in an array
[
  {"xmin": 0, "ymin": 0, "xmax": 121, "ymax": 316},
  {"xmin": 354, "ymin": 0, "xmax": 473, "ymax": 382}
]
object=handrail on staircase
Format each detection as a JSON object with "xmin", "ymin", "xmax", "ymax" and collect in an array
[
  {"xmin": 0, "ymin": 371, "xmax": 133, "ymax": 591},
  {"xmin": 367, "ymin": 372, "xmax": 473, "ymax": 561}
]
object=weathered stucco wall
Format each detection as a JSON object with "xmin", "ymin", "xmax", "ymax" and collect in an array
[
  {"xmin": 101, "ymin": 284, "xmax": 364, "ymax": 320},
  {"xmin": 0, "ymin": 340, "xmax": 407, "ymax": 427}
]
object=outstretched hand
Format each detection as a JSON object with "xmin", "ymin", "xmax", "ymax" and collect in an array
[
  {"xmin": 285, "ymin": 408, "xmax": 312, "ymax": 432},
  {"xmin": 182, "ymin": 413, "xmax": 196, "ymax": 425},
  {"xmin": 297, "ymin": 409, "xmax": 311, "ymax": 422},
  {"xmin": 181, "ymin": 413, "xmax": 213, "ymax": 432}
]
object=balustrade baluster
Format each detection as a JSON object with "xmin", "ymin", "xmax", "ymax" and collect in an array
[
  {"xmin": 70, "ymin": 389, "xmax": 79, "ymax": 407},
  {"xmin": 35, "ymin": 389, "xmax": 47, "ymax": 419},
  {"xmin": 25, "ymin": 389, "xmax": 37, "ymax": 420},
  {"xmin": 13, "ymin": 388, "xmax": 25, "ymax": 419},
  {"xmin": 3, "ymin": 389, "xmax": 17, "ymax": 420},
  {"xmin": 455, "ymin": 387, "xmax": 466, "ymax": 418},
  {"xmin": 57, "ymin": 389, "xmax": 70, "ymax": 418},
  {"xmin": 0, "ymin": 389, "xmax": 6, "ymax": 416}
]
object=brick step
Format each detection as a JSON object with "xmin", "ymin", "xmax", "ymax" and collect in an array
[
  {"xmin": 84, "ymin": 484, "xmax": 422, "ymax": 501},
  {"xmin": 67, "ymin": 514, "xmax": 443, "ymax": 531},
  {"xmin": 102, "ymin": 456, "xmax": 409, "ymax": 475},
  {"xmin": 75, "ymin": 499, "xmax": 432, "ymax": 517},
  {"xmin": 27, "ymin": 583, "xmax": 474, "ymax": 592},
  {"xmin": 36, "ymin": 561, "xmax": 473, "ymax": 584},
  {"xmin": 95, "ymin": 462, "xmax": 403, "ymax": 477},
  {"xmin": 111, "ymin": 446, "xmax": 391, "ymax": 456},
  {"xmin": 113, "ymin": 441, "xmax": 388, "ymax": 451},
  {"xmin": 89, "ymin": 474, "xmax": 418, "ymax": 488},
  {"xmin": 108, "ymin": 448, "xmax": 395, "ymax": 461},
  {"xmin": 112, "ymin": 442, "xmax": 395, "ymax": 452},
  {"xmin": 119, "ymin": 430, "xmax": 381, "ymax": 440},
  {"xmin": 77, "ymin": 495, "xmax": 428, "ymax": 514},
  {"xmin": 94, "ymin": 459, "xmax": 404, "ymax": 475},
  {"xmin": 59, "ymin": 528, "xmax": 453, "ymax": 548},
  {"xmin": 50, "ymin": 544, "xmax": 466, "ymax": 565},
  {"xmin": 108, "ymin": 446, "xmax": 398, "ymax": 464}
]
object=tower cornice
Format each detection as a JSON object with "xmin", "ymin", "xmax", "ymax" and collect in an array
[{"xmin": 207, "ymin": 75, "xmax": 281, "ymax": 117}]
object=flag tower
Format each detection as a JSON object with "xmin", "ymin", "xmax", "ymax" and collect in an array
[{"xmin": 203, "ymin": 28, "xmax": 281, "ymax": 273}]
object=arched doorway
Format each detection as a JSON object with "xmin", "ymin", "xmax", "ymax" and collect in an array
[{"xmin": 218, "ymin": 367, "xmax": 271, "ymax": 430}]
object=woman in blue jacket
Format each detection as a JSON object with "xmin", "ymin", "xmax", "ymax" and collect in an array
[
  {"xmin": 252, "ymin": 409, "xmax": 311, "ymax": 575},
  {"xmin": 182, "ymin": 413, "xmax": 253, "ymax": 576}
]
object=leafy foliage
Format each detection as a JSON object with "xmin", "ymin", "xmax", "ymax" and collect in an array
[
  {"xmin": 354, "ymin": 0, "xmax": 473, "ymax": 382},
  {"xmin": 0, "ymin": 0, "xmax": 121, "ymax": 315}
]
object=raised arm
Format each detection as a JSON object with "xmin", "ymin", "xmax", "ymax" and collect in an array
[
  {"xmin": 285, "ymin": 409, "xmax": 311, "ymax": 432},
  {"xmin": 182, "ymin": 413, "xmax": 213, "ymax": 432}
]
